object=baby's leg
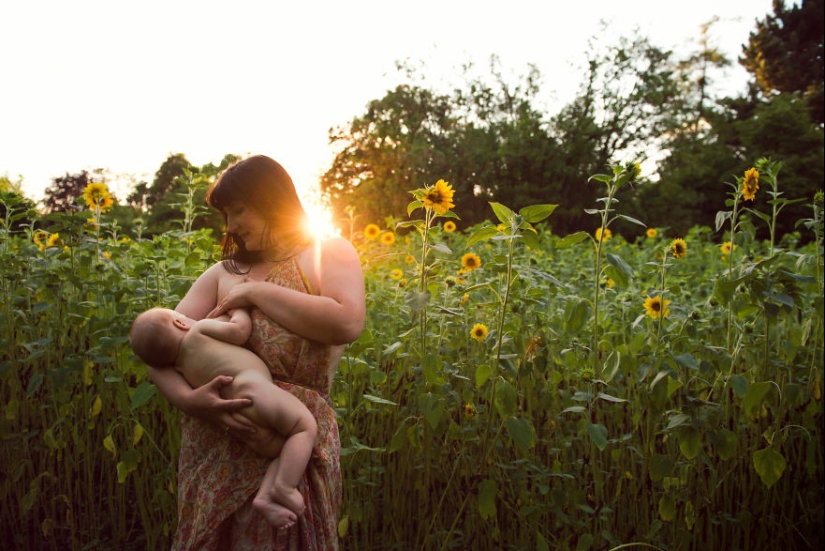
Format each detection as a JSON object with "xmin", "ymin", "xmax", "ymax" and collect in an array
[
  {"xmin": 233, "ymin": 372, "xmax": 318, "ymax": 522},
  {"xmin": 259, "ymin": 388, "xmax": 317, "ymax": 521},
  {"xmin": 253, "ymin": 458, "xmax": 297, "ymax": 529}
]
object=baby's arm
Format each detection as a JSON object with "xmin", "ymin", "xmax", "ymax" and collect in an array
[{"xmin": 194, "ymin": 308, "xmax": 252, "ymax": 345}]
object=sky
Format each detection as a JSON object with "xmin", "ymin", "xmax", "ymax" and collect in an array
[{"xmin": 1, "ymin": 0, "xmax": 776, "ymax": 210}]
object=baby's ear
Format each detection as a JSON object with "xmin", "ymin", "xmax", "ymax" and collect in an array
[{"xmin": 173, "ymin": 318, "xmax": 191, "ymax": 331}]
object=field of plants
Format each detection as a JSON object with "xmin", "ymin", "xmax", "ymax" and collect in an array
[{"xmin": 1, "ymin": 160, "xmax": 822, "ymax": 550}]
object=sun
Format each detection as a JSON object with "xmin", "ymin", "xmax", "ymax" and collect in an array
[{"xmin": 301, "ymin": 194, "xmax": 340, "ymax": 239}]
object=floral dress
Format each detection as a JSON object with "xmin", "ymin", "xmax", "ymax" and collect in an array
[{"xmin": 172, "ymin": 257, "xmax": 341, "ymax": 551}]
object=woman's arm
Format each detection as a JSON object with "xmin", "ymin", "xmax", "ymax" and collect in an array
[{"xmin": 208, "ymin": 238, "xmax": 366, "ymax": 345}]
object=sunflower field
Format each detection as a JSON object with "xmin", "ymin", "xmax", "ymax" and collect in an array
[{"xmin": 1, "ymin": 160, "xmax": 823, "ymax": 550}]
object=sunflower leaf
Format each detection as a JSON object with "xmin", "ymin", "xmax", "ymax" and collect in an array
[
  {"xmin": 466, "ymin": 225, "xmax": 500, "ymax": 248},
  {"xmin": 616, "ymin": 214, "xmax": 646, "ymax": 227},
  {"xmin": 519, "ymin": 204, "xmax": 558, "ymax": 223},
  {"xmin": 556, "ymin": 231, "xmax": 589, "ymax": 248},
  {"xmin": 489, "ymin": 202, "xmax": 515, "ymax": 225}
]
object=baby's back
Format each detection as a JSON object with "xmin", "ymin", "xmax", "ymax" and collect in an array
[{"xmin": 175, "ymin": 328, "xmax": 265, "ymax": 389}]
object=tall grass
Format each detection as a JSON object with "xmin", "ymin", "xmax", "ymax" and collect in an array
[{"xmin": 1, "ymin": 161, "xmax": 822, "ymax": 550}]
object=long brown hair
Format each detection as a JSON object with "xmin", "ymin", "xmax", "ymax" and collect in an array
[{"xmin": 206, "ymin": 155, "xmax": 312, "ymax": 274}]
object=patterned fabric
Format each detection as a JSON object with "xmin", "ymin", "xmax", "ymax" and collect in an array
[{"xmin": 172, "ymin": 257, "xmax": 340, "ymax": 551}]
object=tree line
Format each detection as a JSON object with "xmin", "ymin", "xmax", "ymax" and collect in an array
[{"xmin": 4, "ymin": 0, "xmax": 823, "ymax": 241}]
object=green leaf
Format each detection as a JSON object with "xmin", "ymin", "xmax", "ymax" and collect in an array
[
  {"xmin": 407, "ymin": 200, "xmax": 423, "ymax": 216},
  {"xmin": 679, "ymin": 425, "xmax": 701, "ymax": 460},
  {"xmin": 537, "ymin": 531, "xmax": 550, "ymax": 551},
  {"xmin": 606, "ymin": 252, "xmax": 635, "ymax": 279},
  {"xmin": 404, "ymin": 291, "xmax": 431, "ymax": 314},
  {"xmin": 753, "ymin": 447, "xmax": 786, "ymax": 488},
  {"xmin": 417, "ymin": 393, "xmax": 444, "ymax": 429},
  {"xmin": 711, "ymin": 428, "xmax": 737, "ymax": 460},
  {"xmin": 596, "ymin": 392, "xmax": 627, "ymax": 403},
  {"xmin": 489, "ymin": 202, "xmax": 515, "ymax": 225},
  {"xmin": 519, "ymin": 204, "xmax": 558, "ymax": 223},
  {"xmin": 715, "ymin": 210, "xmax": 732, "ymax": 232},
  {"xmin": 494, "ymin": 380, "xmax": 518, "ymax": 417},
  {"xmin": 130, "ymin": 382, "xmax": 157, "ymax": 411},
  {"xmin": 589, "ymin": 173, "xmax": 613, "ymax": 184},
  {"xmin": 565, "ymin": 298, "xmax": 591, "ymax": 334},
  {"xmin": 362, "ymin": 394, "xmax": 398, "ymax": 406},
  {"xmin": 602, "ymin": 350, "xmax": 620, "ymax": 383},
  {"xmin": 616, "ymin": 214, "xmax": 646, "ymax": 227},
  {"xmin": 506, "ymin": 417, "xmax": 534, "ymax": 454},
  {"xmin": 466, "ymin": 225, "xmax": 500, "ymax": 248},
  {"xmin": 742, "ymin": 381, "xmax": 773, "ymax": 419},
  {"xmin": 730, "ymin": 374, "xmax": 748, "ymax": 398},
  {"xmin": 388, "ymin": 425, "xmax": 407, "ymax": 454},
  {"xmin": 520, "ymin": 229, "xmax": 541, "ymax": 250},
  {"xmin": 604, "ymin": 265, "xmax": 628, "ymax": 288},
  {"xmin": 422, "ymin": 354, "xmax": 440, "ymax": 385},
  {"xmin": 575, "ymin": 533, "xmax": 595, "ymax": 551},
  {"xmin": 475, "ymin": 363, "xmax": 491, "ymax": 387},
  {"xmin": 26, "ymin": 373, "xmax": 44, "ymax": 398},
  {"xmin": 478, "ymin": 479, "xmax": 497, "ymax": 519},
  {"xmin": 556, "ymin": 231, "xmax": 589, "ymax": 248},
  {"xmin": 649, "ymin": 454, "xmax": 673, "ymax": 481},
  {"xmin": 427, "ymin": 243, "xmax": 452, "ymax": 254},
  {"xmin": 658, "ymin": 494, "xmax": 676, "ymax": 522},
  {"xmin": 587, "ymin": 423, "xmax": 608, "ymax": 451}
]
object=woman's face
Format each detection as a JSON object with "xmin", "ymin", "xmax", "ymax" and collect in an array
[{"xmin": 225, "ymin": 201, "xmax": 268, "ymax": 251}]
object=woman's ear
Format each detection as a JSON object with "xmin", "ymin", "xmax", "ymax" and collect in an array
[{"xmin": 173, "ymin": 318, "xmax": 191, "ymax": 331}]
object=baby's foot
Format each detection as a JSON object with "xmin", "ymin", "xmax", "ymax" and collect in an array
[
  {"xmin": 270, "ymin": 484, "xmax": 306, "ymax": 519},
  {"xmin": 253, "ymin": 495, "xmax": 297, "ymax": 529}
]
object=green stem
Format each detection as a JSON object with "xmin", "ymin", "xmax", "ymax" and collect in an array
[{"xmin": 593, "ymin": 185, "xmax": 616, "ymax": 372}]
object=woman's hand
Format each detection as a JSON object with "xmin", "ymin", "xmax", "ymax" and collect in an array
[
  {"xmin": 207, "ymin": 280, "xmax": 256, "ymax": 319},
  {"xmin": 183, "ymin": 375, "xmax": 257, "ymax": 435}
]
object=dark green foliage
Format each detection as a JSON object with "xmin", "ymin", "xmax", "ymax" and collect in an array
[{"xmin": 741, "ymin": 0, "xmax": 825, "ymax": 124}]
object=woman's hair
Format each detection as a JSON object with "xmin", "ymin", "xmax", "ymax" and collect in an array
[
  {"xmin": 129, "ymin": 308, "xmax": 182, "ymax": 368},
  {"xmin": 206, "ymin": 155, "xmax": 312, "ymax": 274}
]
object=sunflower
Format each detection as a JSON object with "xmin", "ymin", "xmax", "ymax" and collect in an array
[
  {"xmin": 470, "ymin": 323, "xmax": 489, "ymax": 342},
  {"xmin": 443, "ymin": 220, "xmax": 456, "ymax": 233},
  {"xmin": 720, "ymin": 241, "xmax": 736, "ymax": 256},
  {"xmin": 364, "ymin": 224, "xmax": 381, "ymax": 240},
  {"xmin": 595, "ymin": 227, "xmax": 612, "ymax": 242},
  {"xmin": 579, "ymin": 367, "xmax": 596, "ymax": 382},
  {"xmin": 460, "ymin": 293, "xmax": 470, "ymax": 307},
  {"xmin": 380, "ymin": 231, "xmax": 396, "ymax": 245},
  {"xmin": 389, "ymin": 268, "xmax": 403, "ymax": 280},
  {"xmin": 82, "ymin": 182, "xmax": 113, "ymax": 211},
  {"xmin": 670, "ymin": 238, "xmax": 687, "ymax": 259},
  {"xmin": 741, "ymin": 168, "xmax": 759, "ymax": 202},
  {"xmin": 646, "ymin": 228, "xmax": 658, "ymax": 239},
  {"xmin": 32, "ymin": 230, "xmax": 49, "ymax": 246},
  {"xmin": 464, "ymin": 402, "xmax": 475, "ymax": 418},
  {"xmin": 405, "ymin": 254, "xmax": 415, "ymax": 264},
  {"xmin": 422, "ymin": 179, "xmax": 455, "ymax": 215},
  {"xmin": 461, "ymin": 252, "xmax": 482, "ymax": 272},
  {"xmin": 644, "ymin": 296, "xmax": 671, "ymax": 319},
  {"xmin": 47, "ymin": 233, "xmax": 60, "ymax": 248}
]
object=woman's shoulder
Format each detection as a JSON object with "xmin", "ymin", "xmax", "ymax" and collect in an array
[{"xmin": 317, "ymin": 236, "xmax": 359, "ymax": 261}]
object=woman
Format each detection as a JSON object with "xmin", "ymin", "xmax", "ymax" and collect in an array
[{"xmin": 147, "ymin": 155, "xmax": 365, "ymax": 550}]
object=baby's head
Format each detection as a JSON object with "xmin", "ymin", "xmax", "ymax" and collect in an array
[{"xmin": 130, "ymin": 307, "xmax": 187, "ymax": 367}]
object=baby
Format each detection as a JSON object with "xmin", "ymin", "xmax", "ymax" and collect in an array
[{"xmin": 130, "ymin": 306, "xmax": 316, "ymax": 529}]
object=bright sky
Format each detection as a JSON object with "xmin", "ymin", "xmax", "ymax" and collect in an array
[{"xmin": 2, "ymin": 0, "xmax": 775, "ymax": 207}]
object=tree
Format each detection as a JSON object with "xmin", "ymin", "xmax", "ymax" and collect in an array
[
  {"xmin": 741, "ymin": 0, "xmax": 825, "ymax": 124},
  {"xmin": 133, "ymin": 153, "xmax": 238, "ymax": 237},
  {"xmin": 41, "ymin": 170, "xmax": 96, "ymax": 213},
  {"xmin": 321, "ymin": 84, "xmax": 458, "ymax": 229}
]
